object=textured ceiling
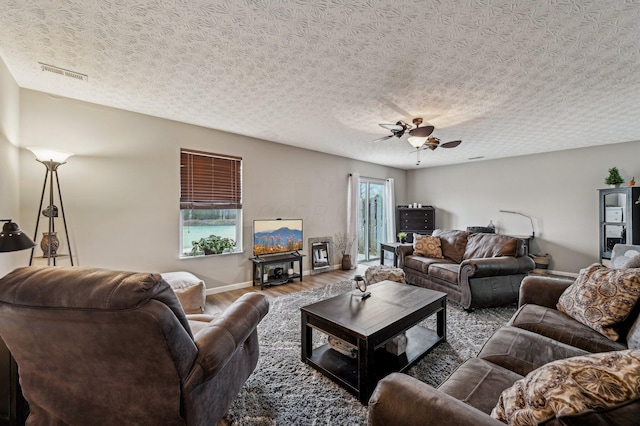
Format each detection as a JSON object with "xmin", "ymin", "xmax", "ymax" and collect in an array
[{"xmin": 1, "ymin": 0, "xmax": 639, "ymax": 169}]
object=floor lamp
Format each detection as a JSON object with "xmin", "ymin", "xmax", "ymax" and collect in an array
[
  {"xmin": 27, "ymin": 147, "xmax": 74, "ymax": 266},
  {"xmin": 498, "ymin": 210, "xmax": 535, "ymax": 239}
]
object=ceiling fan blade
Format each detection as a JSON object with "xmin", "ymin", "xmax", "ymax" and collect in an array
[
  {"xmin": 441, "ymin": 140, "xmax": 462, "ymax": 148},
  {"xmin": 379, "ymin": 123, "xmax": 404, "ymax": 132},
  {"xmin": 409, "ymin": 125, "xmax": 434, "ymax": 138},
  {"xmin": 372, "ymin": 135, "xmax": 394, "ymax": 143}
]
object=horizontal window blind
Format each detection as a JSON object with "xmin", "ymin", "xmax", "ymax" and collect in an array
[{"xmin": 180, "ymin": 148, "xmax": 242, "ymax": 210}]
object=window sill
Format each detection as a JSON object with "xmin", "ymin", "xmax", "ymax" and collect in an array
[{"xmin": 179, "ymin": 250, "xmax": 244, "ymax": 260}]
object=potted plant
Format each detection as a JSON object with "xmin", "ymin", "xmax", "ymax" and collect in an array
[
  {"xmin": 334, "ymin": 232, "xmax": 355, "ymax": 270},
  {"xmin": 190, "ymin": 235, "xmax": 236, "ymax": 256},
  {"xmin": 629, "ymin": 177, "xmax": 636, "ymax": 187},
  {"xmin": 397, "ymin": 232, "xmax": 407, "ymax": 243},
  {"xmin": 605, "ymin": 167, "xmax": 624, "ymax": 188},
  {"xmin": 262, "ymin": 265, "xmax": 270, "ymax": 282}
]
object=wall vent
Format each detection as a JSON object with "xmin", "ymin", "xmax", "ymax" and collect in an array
[{"xmin": 39, "ymin": 62, "xmax": 88, "ymax": 82}]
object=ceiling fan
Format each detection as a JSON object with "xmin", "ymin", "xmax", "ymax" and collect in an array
[{"xmin": 373, "ymin": 117, "xmax": 462, "ymax": 165}]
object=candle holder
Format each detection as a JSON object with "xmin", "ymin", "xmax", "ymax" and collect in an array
[{"xmin": 352, "ymin": 275, "xmax": 371, "ymax": 299}]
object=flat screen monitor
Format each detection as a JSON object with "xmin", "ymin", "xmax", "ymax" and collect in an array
[{"xmin": 253, "ymin": 219, "xmax": 303, "ymax": 256}]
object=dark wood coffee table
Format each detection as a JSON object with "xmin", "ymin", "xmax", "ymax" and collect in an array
[{"xmin": 300, "ymin": 280, "xmax": 446, "ymax": 403}]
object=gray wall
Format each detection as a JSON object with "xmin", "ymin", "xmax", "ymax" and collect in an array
[
  {"xmin": 0, "ymin": 56, "xmax": 22, "ymax": 276},
  {"xmin": 6, "ymin": 57, "xmax": 640, "ymax": 281},
  {"xmin": 18, "ymin": 89, "xmax": 407, "ymax": 289},
  {"xmin": 406, "ymin": 142, "xmax": 640, "ymax": 274}
]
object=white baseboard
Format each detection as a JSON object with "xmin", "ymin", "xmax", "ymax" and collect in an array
[
  {"xmin": 543, "ymin": 269, "xmax": 578, "ymax": 279},
  {"xmin": 206, "ymin": 265, "xmax": 575, "ymax": 295}
]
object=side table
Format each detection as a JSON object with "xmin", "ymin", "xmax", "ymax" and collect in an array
[{"xmin": 379, "ymin": 242, "xmax": 402, "ymax": 267}]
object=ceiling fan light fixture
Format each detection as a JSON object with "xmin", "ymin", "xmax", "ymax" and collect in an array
[{"xmin": 408, "ymin": 136, "xmax": 426, "ymax": 148}]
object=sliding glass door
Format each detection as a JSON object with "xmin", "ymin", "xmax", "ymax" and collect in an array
[{"xmin": 357, "ymin": 178, "xmax": 385, "ymax": 263}]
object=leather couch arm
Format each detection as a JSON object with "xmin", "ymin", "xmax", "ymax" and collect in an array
[
  {"xmin": 184, "ymin": 292, "xmax": 269, "ymax": 389},
  {"xmin": 368, "ymin": 373, "xmax": 503, "ymax": 426},
  {"xmin": 460, "ymin": 255, "xmax": 535, "ymax": 279},
  {"xmin": 518, "ymin": 275, "xmax": 574, "ymax": 308},
  {"xmin": 395, "ymin": 243, "xmax": 414, "ymax": 268}
]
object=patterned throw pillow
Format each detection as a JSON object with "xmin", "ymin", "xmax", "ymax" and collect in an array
[
  {"xmin": 491, "ymin": 349, "xmax": 640, "ymax": 425},
  {"xmin": 412, "ymin": 234, "xmax": 443, "ymax": 259},
  {"xmin": 557, "ymin": 263, "xmax": 640, "ymax": 341}
]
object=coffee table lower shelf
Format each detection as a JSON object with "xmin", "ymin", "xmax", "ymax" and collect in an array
[{"xmin": 306, "ymin": 325, "xmax": 442, "ymax": 399}]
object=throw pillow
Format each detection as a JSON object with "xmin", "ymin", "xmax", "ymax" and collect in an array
[
  {"xmin": 557, "ymin": 263, "xmax": 640, "ymax": 341},
  {"xmin": 432, "ymin": 229, "xmax": 470, "ymax": 263},
  {"xmin": 491, "ymin": 349, "xmax": 640, "ymax": 425},
  {"xmin": 413, "ymin": 234, "xmax": 443, "ymax": 259},
  {"xmin": 463, "ymin": 233, "xmax": 518, "ymax": 260}
]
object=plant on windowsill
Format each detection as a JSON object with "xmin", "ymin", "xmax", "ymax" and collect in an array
[
  {"xmin": 605, "ymin": 167, "xmax": 624, "ymax": 188},
  {"xmin": 397, "ymin": 232, "xmax": 407, "ymax": 243},
  {"xmin": 334, "ymin": 232, "xmax": 355, "ymax": 270},
  {"xmin": 190, "ymin": 235, "xmax": 236, "ymax": 256}
]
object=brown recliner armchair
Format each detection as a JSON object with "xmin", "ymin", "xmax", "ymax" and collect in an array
[{"xmin": 0, "ymin": 266, "xmax": 269, "ymax": 425}]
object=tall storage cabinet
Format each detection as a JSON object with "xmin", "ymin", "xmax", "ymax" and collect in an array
[
  {"xmin": 396, "ymin": 206, "xmax": 435, "ymax": 243},
  {"xmin": 599, "ymin": 187, "xmax": 640, "ymax": 263}
]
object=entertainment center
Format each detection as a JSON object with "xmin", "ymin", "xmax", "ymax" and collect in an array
[
  {"xmin": 251, "ymin": 218, "xmax": 305, "ymax": 290},
  {"xmin": 250, "ymin": 252, "xmax": 304, "ymax": 290}
]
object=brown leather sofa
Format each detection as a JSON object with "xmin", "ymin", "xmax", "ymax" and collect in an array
[
  {"xmin": 0, "ymin": 266, "xmax": 269, "ymax": 425},
  {"xmin": 397, "ymin": 229, "xmax": 535, "ymax": 310},
  {"xmin": 369, "ymin": 245, "xmax": 640, "ymax": 425}
]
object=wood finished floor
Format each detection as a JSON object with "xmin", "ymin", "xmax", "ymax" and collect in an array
[{"xmin": 205, "ymin": 263, "xmax": 373, "ymax": 313}]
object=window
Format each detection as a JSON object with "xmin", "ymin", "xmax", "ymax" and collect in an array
[{"xmin": 180, "ymin": 148, "xmax": 242, "ymax": 256}]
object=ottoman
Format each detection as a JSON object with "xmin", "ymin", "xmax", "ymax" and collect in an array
[
  {"xmin": 365, "ymin": 265, "xmax": 406, "ymax": 285},
  {"xmin": 161, "ymin": 271, "xmax": 207, "ymax": 314}
]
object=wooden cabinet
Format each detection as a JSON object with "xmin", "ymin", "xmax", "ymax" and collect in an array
[
  {"xmin": 599, "ymin": 187, "xmax": 640, "ymax": 262},
  {"xmin": 396, "ymin": 206, "xmax": 435, "ymax": 242}
]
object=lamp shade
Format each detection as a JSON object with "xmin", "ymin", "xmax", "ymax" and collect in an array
[
  {"xmin": 27, "ymin": 147, "xmax": 73, "ymax": 163},
  {"xmin": 407, "ymin": 136, "xmax": 426, "ymax": 148},
  {"xmin": 0, "ymin": 220, "xmax": 36, "ymax": 252}
]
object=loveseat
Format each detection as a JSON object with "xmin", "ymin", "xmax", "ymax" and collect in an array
[
  {"xmin": 397, "ymin": 229, "xmax": 535, "ymax": 310},
  {"xmin": 369, "ymin": 244, "xmax": 640, "ymax": 425}
]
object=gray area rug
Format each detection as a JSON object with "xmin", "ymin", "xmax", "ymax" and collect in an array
[{"xmin": 224, "ymin": 280, "xmax": 516, "ymax": 425}]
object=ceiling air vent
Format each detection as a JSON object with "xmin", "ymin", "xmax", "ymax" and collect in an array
[{"xmin": 39, "ymin": 62, "xmax": 88, "ymax": 82}]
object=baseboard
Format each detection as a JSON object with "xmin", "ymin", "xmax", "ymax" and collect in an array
[{"xmin": 206, "ymin": 281, "xmax": 253, "ymax": 295}]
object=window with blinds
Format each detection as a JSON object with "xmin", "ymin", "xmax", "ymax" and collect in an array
[
  {"xmin": 180, "ymin": 149, "xmax": 242, "ymax": 210},
  {"xmin": 180, "ymin": 148, "xmax": 243, "ymax": 257}
]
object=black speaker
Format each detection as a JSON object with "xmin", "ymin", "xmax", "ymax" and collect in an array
[{"xmin": 274, "ymin": 267, "xmax": 283, "ymax": 278}]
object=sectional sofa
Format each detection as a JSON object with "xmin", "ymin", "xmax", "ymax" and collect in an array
[{"xmin": 369, "ymin": 244, "xmax": 640, "ymax": 425}]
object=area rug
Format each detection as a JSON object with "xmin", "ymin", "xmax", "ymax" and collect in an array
[{"xmin": 223, "ymin": 280, "xmax": 516, "ymax": 425}]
